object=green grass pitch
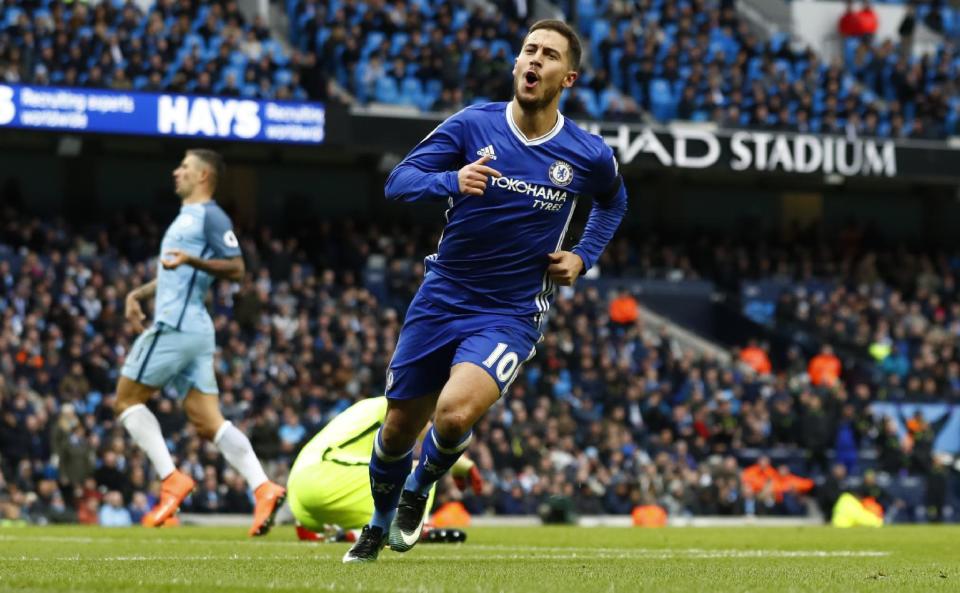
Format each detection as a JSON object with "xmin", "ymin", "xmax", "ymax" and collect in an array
[{"xmin": 0, "ymin": 525, "xmax": 957, "ymax": 592}]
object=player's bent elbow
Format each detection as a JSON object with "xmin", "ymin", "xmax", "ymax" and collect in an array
[{"xmin": 383, "ymin": 182, "xmax": 406, "ymax": 202}]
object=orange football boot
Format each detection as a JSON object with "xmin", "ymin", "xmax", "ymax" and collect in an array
[
  {"xmin": 249, "ymin": 481, "xmax": 286, "ymax": 537},
  {"xmin": 142, "ymin": 470, "xmax": 195, "ymax": 527}
]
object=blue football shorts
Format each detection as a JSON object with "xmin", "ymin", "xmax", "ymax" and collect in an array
[
  {"xmin": 386, "ymin": 292, "xmax": 542, "ymax": 400},
  {"xmin": 120, "ymin": 322, "xmax": 219, "ymax": 397}
]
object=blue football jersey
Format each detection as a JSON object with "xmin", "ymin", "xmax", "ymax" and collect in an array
[
  {"xmin": 385, "ymin": 101, "xmax": 627, "ymax": 317},
  {"xmin": 153, "ymin": 201, "xmax": 242, "ymax": 333}
]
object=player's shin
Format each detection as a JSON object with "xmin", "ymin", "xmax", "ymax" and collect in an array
[
  {"xmin": 369, "ymin": 429, "xmax": 414, "ymax": 530},
  {"xmin": 119, "ymin": 404, "xmax": 176, "ymax": 479},
  {"xmin": 405, "ymin": 426, "xmax": 473, "ymax": 495},
  {"xmin": 213, "ymin": 420, "xmax": 268, "ymax": 490}
]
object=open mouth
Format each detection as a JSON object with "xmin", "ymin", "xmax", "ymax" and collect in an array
[{"xmin": 523, "ymin": 70, "xmax": 539, "ymax": 89}]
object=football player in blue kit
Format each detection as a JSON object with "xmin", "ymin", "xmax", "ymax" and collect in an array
[
  {"xmin": 113, "ymin": 150, "xmax": 286, "ymax": 536},
  {"xmin": 344, "ymin": 20, "xmax": 627, "ymax": 562}
]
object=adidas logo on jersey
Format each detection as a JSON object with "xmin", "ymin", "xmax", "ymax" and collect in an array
[{"xmin": 476, "ymin": 145, "xmax": 497, "ymax": 160}]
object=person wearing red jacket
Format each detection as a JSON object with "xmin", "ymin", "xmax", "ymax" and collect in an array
[
  {"xmin": 839, "ymin": 0, "xmax": 863, "ymax": 37},
  {"xmin": 858, "ymin": 1, "xmax": 879, "ymax": 37}
]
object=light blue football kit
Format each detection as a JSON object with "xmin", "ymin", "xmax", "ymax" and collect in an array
[
  {"xmin": 384, "ymin": 102, "xmax": 628, "ymax": 399},
  {"xmin": 121, "ymin": 201, "xmax": 241, "ymax": 396}
]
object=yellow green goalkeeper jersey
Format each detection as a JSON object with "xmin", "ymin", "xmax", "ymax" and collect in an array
[{"xmin": 287, "ymin": 396, "xmax": 436, "ymax": 531}]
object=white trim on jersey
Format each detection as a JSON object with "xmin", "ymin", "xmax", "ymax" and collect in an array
[
  {"xmin": 533, "ymin": 196, "xmax": 579, "ymax": 312},
  {"xmin": 505, "ymin": 101, "xmax": 565, "ymax": 146},
  {"xmin": 501, "ymin": 344, "xmax": 539, "ymax": 396}
]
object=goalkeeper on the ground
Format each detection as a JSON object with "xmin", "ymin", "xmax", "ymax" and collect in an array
[{"xmin": 287, "ymin": 396, "xmax": 481, "ymax": 542}]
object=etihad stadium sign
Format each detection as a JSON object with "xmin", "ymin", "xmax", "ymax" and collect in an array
[
  {"xmin": 586, "ymin": 123, "xmax": 898, "ymax": 178},
  {"xmin": 336, "ymin": 110, "xmax": 960, "ymax": 184}
]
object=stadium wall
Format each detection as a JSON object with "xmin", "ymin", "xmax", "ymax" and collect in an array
[{"xmin": 3, "ymin": 107, "xmax": 960, "ymax": 243}]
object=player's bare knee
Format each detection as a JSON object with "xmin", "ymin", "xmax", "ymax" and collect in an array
[
  {"xmin": 114, "ymin": 379, "xmax": 150, "ymax": 417},
  {"xmin": 433, "ymin": 412, "xmax": 472, "ymax": 442},
  {"xmin": 379, "ymin": 421, "xmax": 418, "ymax": 455},
  {"xmin": 193, "ymin": 420, "xmax": 219, "ymax": 441}
]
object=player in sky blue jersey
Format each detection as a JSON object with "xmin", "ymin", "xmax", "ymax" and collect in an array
[
  {"xmin": 344, "ymin": 20, "xmax": 627, "ymax": 562},
  {"xmin": 113, "ymin": 150, "xmax": 286, "ymax": 536}
]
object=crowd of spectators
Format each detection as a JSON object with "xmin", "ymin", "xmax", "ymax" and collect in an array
[
  {"xmin": 0, "ymin": 184, "xmax": 955, "ymax": 527},
  {"xmin": 0, "ymin": 0, "xmax": 319, "ymax": 100},
  {"xmin": 282, "ymin": 0, "xmax": 960, "ymax": 138},
  {"xmin": 3, "ymin": 0, "xmax": 960, "ymax": 138},
  {"xmin": 600, "ymin": 221, "xmax": 960, "ymax": 402},
  {"xmin": 286, "ymin": 0, "xmax": 528, "ymax": 111},
  {"xmin": 593, "ymin": 224, "xmax": 960, "ymax": 402}
]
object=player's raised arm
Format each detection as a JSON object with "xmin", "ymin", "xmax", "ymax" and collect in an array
[
  {"xmin": 570, "ymin": 149, "xmax": 628, "ymax": 274},
  {"xmin": 385, "ymin": 111, "xmax": 500, "ymax": 201}
]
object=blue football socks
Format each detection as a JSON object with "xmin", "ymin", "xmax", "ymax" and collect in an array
[
  {"xmin": 405, "ymin": 426, "xmax": 473, "ymax": 496},
  {"xmin": 368, "ymin": 429, "xmax": 414, "ymax": 531}
]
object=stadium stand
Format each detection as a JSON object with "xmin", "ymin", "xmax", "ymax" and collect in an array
[
  {"xmin": 2, "ymin": 0, "xmax": 959, "ymax": 137},
  {"xmin": 274, "ymin": 0, "xmax": 960, "ymax": 137},
  {"xmin": 0, "ymin": 0, "xmax": 957, "ymax": 528},
  {"xmin": 0, "ymin": 0, "xmax": 311, "ymax": 100},
  {"xmin": 0, "ymin": 188, "xmax": 953, "ymax": 525}
]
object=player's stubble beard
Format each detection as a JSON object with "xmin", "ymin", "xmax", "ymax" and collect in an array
[{"xmin": 513, "ymin": 77, "xmax": 564, "ymax": 113}]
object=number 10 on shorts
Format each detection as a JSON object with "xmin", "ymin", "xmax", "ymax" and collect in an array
[{"xmin": 482, "ymin": 342, "xmax": 519, "ymax": 383}]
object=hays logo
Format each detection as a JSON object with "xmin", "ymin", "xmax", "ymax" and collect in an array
[
  {"xmin": 0, "ymin": 86, "xmax": 16, "ymax": 125},
  {"xmin": 158, "ymin": 95, "xmax": 260, "ymax": 139}
]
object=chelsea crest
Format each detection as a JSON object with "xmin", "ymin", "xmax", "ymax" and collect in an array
[{"xmin": 548, "ymin": 160, "xmax": 573, "ymax": 187}]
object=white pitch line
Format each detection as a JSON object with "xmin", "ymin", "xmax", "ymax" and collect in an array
[
  {"xmin": 0, "ymin": 534, "xmax": 306, "ymax": 548},
  {"xmin": 1, "ymin": 550, "xmax": 891, "ymax": 562},
  {"xmin": 0, "ymin": 535, "xmax": 892, "ymax": 558}
]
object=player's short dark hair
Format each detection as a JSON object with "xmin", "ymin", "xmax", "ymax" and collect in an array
[
  {"xmin": 186, "ymin": 149, "xmax": 225, "ymax": 191},
  {"xmin": 525, "ymin": 19, "xmax": 582, "ymax": 71}
]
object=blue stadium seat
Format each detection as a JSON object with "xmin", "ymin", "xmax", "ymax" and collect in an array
[
  {"xmin": 398, "ymin": 77, "xmax": 423, "ymax": 107},
  {"xmin": 315, "ymin": 28, "xmax": 331, "ymax": 52},
  {"xmin": 769, "ymin": 31, "xmax": 788, "ymax": 54},
  {"xmin": 590, "ymin": 19, "xmax": 610, "ymax": 54},
  {"xmin": 425, "ymin": 78, "xmax": 443, "ymax": 98},
  {"xmin": 452, "ymin": 8, "xmax": 469, "ymax": 31},
  {"xmin": 354, "ymin": 60, "xmax": 370, "ymax": 103},
  {"xmin": 274, "ymin": 69, "xmax": 294, "ymax": 87},
  {"xmin": 220, "ymin": 66, "xmax": 244, "ymax": 86},
  {"xmin": 390, "ymin": 32, "xmax": 409, "ymax": 57},
  {"xmin": 609, "ymin": 48, "xmax": 624, "ymax": 89},
  {"xmin": 362, "ymin": 31, "xmax": 386, "ymax": 59},
  {"xmin": 577, "ymin": 0, "xmax": 597, "ymax": 34},
  {"xmin": 375, "ymin": 76, "xmax": 399, "ymax": 103},
  {"xmin": 489, "ymin": 39, "xmax": 512, "ymax": 59},
  {"xmin": 576, "ymin": 88, "xmax": 600, "ymax": 118},
  {"xmin": 185, "ymin": 33, "xmax": 204, "ymax": 50},
  {"xmin": 4, "ymin": 7, "xmax": 22, "ymax": 27},
  {"xmin": 649, "ymin": 78, "xmax": 676, "ymax": 121},
  {"xmin": 598, "ymin": 88, "xmax": 621, "ymax": 115},
  {"xmin": 192, "ymin": 5, "xmax": 211, "ymax": 31},
  {"xmin": 843, "ymin": 38, "xmax": 860, "ymax": 67}
]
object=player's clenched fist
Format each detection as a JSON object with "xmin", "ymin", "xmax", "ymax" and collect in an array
[
  {"xmin": 547, "ymin": 251, "xmax": 585, "ymax": 286},
  {"xmin": 457, "ymin": 154, "xmax": 502, "ymax": 196}
]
